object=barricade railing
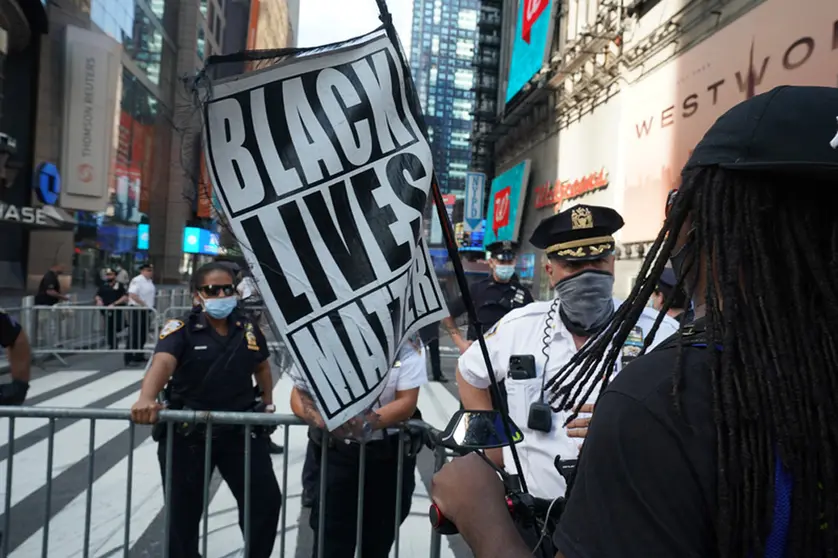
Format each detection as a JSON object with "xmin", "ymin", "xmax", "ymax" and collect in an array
[
  {"xmin": 22, "ymin": 305, "xmax": 160, "ymax": 359},
  {"xmin": 0, "ymin": 406, "xmax": 434, "ymax": 558}
]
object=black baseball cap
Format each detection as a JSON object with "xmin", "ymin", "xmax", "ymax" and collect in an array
[{"xmin": 684, "ymin": 86, "xmax": 838, "ymax": 174}]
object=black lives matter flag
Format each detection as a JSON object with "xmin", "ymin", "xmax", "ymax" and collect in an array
[{"xmin": 202, "ymin": 30, "xmax": 448, "ymax": 429}]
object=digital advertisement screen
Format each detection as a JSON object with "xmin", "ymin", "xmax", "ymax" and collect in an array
[
  {"xmin": 137, "ymin": 224, "xmax": 149, "ymax": 250},
  {"xmin": 459, "ymin": 221, "xmax": 487, "ymax": 252},
  {"xmin": 183, "ymin": 227, "xmax": 219, "ymax": 255},
  {"xmin": 482, "ymin": 161, "xmax": 531, "ymax": 247},
  {"xmin": 506, "ymin": 0, "xmax": 554, "ymax": 103}
]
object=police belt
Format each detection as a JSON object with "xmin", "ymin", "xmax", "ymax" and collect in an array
[
  {"xmin": 171, "ymin": 406, "xmax": 274, "ymax": 438},
  {"xmin": 307, "ymin": 427, "xmax": 404, "ymax": 460}
]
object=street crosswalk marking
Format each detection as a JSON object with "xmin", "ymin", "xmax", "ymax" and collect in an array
[
  {"xmin": 0, "ymin": 370, "xmax": 144, "ymax": 446},
  {"xmin": 1, "ymin": 368, "xmax": 466, "ymax": 558}
]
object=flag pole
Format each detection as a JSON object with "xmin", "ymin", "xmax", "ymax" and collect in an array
[{"xmin": 374, "ymin": 0, "xmax": 528, "ymax": 493}]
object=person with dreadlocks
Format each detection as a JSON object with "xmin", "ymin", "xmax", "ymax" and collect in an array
[
  {"xmin": 455, "ymin": 203, "xmax": 677, "ymax": 555},
  {"xmin": 430, "ymin": 85, "xmax": 838, "ymax": 558},
  {"xmin": 650, "ymin": 267, "xmax": 693, "ymax": 326}
]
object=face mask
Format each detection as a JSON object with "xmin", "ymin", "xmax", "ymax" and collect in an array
[
  {"xmin": 494, "ymin": 264, "xmax": 515, "ymax": 281},
  {"xmin": 201, "ymin": 296, "xmax": 238, "ymax": 319},
  {"xmin": 554, "ymin": 270, "xmax": 615, "ymax": 335}
]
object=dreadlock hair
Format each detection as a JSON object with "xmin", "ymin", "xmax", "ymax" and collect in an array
[{"xmin": 545, "ymin": 166, "xmax": 838, "ymax": 558}]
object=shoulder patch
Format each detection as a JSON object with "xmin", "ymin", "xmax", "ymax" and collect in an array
[{"xmin": 159, "ymin": 320, "xmax": 185, "ymax": 339}]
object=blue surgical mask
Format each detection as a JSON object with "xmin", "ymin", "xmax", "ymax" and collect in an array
[
  {"xmin": 201, "ymin": 296, "xmax": 238, "ymax": 319},
  {"xmin": 494, "ymin": 264, "xmax": 515, "ymax": 281}
]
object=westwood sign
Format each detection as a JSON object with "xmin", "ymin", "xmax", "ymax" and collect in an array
[{"xmin": 533, "ymin": 169, "xmax": 609, "ymax": 209}]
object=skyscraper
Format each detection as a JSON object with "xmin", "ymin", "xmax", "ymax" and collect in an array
[{"xmin": 409, "ymin": 0, "xmax": 480, "ymax": 197}]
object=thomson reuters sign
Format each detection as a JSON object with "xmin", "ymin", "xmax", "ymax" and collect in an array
[
  {"xmin": 533, "ymin": 169, "xmax": 609, "ymax": 209},
  {"xmin": 60, "ymin": 26, "xmax": 121, "ymax": 212}
]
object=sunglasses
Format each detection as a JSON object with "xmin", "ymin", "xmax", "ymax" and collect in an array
[{"xmin": 198, "ymin": 284, "xmax": 236, "ymax": 297}]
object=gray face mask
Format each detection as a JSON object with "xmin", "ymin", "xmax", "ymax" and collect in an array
[{"xmin": 554, "ymin": 270, "xmax": 615, "ymax": 335}]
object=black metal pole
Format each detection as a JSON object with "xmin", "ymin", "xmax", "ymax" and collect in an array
[{"xmin": 375, "ymin": 0, "xmax": 528, "ymax": 493}]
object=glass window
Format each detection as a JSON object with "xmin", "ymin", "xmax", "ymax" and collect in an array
[
  {"xmin": 197, "ymin": 26, "xmax": 206, "ymax": 61},
  {"xmin": 200, "ymin": 0, "xmax": 208, "ymax": 17},
  {"xmin": 458, "ymin": 9, "xmax": 478, "ymax": 30},
  {"xmin": 454, "ymin": 69, "xmax": 474, "ymax": 90},
  {"xmin": 431, "ymin": 35, "xmax": 439, "ymax": 55},
  {"xmin": 456, "ymin": 38, "xmax": 474, "ymax": 59},
  {"xmin": 106, "ymin": 69, "xmax": 172, "ymax": 230},
  {"xmin": 429, "ymin": 65, "xmax": 438, "ymax": 86}
]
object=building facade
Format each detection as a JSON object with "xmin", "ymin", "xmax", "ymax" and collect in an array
[
  {"xmin": 476, "ymin": 0, "xmax": 838, "ymax": 300},
  {"xmin": 409, "ymin": 0, "xmax": 480, "ymax": 198},
  {"xmin": 0, "ymin": 0, "xmax": 51, "ymax": 290}
]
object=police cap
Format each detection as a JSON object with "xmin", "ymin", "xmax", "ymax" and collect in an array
[
  {"xmin": 529, "ymin": 204, "xmax": 624, "ymax": 261},
  {"xmin": 684, "ymin": 86, "xmax": 838, "ymax": 175},
  {"xmin": 485, "ymin": 240, "xmax": 518, "ymax": 262},
  {"xmin": 658, "ymin": 268, "xmax": 677, "ymax": 290}
]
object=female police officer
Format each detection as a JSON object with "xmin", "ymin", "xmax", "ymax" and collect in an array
[
  {"xmin": 131, "ymin": 262, "xmax": 281, "ymax": 558},
  {"xmin": 290, "ymin": 339, "xmax": 426, "ymax": 558}
]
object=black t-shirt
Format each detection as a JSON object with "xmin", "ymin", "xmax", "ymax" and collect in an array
[
  {"xmin": 448, "ymin": 276, "xmax": 534, "ymax": 340},
  {"xmin": 0, "ymin": 311, "xmax": 21, "ymax": 348},
  {"xmin": 96, "ymin": 281, "xmax": 127, "ymax": 306},
  {"xmin": 35, "ymin": 270, "xmax": 61, "ymax": 306},
  {"xmin": 553, "ymin": 344, "xmax": 718, "ymax": 558}
]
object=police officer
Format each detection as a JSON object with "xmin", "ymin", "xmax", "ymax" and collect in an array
[
  {"xmin": 95, "ymin": 268, "xmax": 128, "ymax": 350},
  {"xmin": 0, "ymin": 311, "xmax": 30, "ymax": 405},
  {"xmin": 290, "ymin": 340, "xmax": 426, "ymax": 558},
  {"xmin": 651, "ymin": 268, "xmax": 693, "ymax": 326},
  {"xmin": 455, "ymin": 204, "xmax": 678, "ymax": 556},
  {"xmin": 130, "ymin": 262, "xmax": 281, "ymax": 558},
  {"xmin": 443, "ymin": 240, "xmax": 534, "ymax": 355}
]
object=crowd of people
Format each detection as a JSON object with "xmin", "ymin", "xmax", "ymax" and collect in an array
[{"xmin": 3, "ymin": 85, "xmax": 836, "ymax": 557}]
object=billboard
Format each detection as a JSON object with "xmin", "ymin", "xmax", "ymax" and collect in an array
[
  {"xmin": 619, "ymin": 0, "xmax": 838, "ymax": 243},
  {"xmin": 137, "ymin": 223, "xmax": 149, "ymax": 250},
  {"xmin": 505, "ymin": 0, "xmax": 554, "ymax": 103},
  {"xmin": 483, "ymin": 160, "xmax": 531, "ymax": 246},
  {"xmin": 464, "ymin": 172, "xmax": 485, "ymax": 232},
  {"xmin": 183, "ymin": 227, "xmax": 219, "ymax": 255}
]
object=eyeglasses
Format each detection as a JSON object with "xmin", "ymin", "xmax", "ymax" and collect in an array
[
  {"xmin": 665, "ymin": 189, "xmax": 678, "ymax": 219},
  {"xmin": 198, "ymin": 284, "xmax": 236, "ymax": 297}
]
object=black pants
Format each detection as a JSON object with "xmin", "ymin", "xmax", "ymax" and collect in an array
[
  {"xmin": 309, "ymin": 435, "xmax": 416, "ymax": 558},
  {"xmin": 427, "ymin": 337, "xmax": 443, "ymax": 380},
  {"xmin": 302, "ymin": 437, "xmax": 319, "ymax": 497},
  {"xmin": 157, "ymin": 430, "xmax": 281, "ymax": 558},
  {"xmin": 127, "ymin": 309, "xmax": 150, "ymax": 361},
  {"xmin": 102, "ymin": 309, "xmax": 124, "ymax": 350}
]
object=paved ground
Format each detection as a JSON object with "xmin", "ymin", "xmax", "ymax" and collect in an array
[{"xmin": 0, "ymin": 344, "xmax": 473, "ymax": 558}]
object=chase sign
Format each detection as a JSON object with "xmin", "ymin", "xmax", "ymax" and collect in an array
[{"xmin": 35, "ymin": 162, "xmax": 61, "ymax": 205}]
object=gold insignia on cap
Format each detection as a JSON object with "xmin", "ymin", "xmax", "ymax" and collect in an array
[{"xmin": 571, "ymin": 207, "xmax": 594, "ymax": 230}]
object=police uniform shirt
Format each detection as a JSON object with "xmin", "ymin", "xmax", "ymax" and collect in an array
[
  {"xmin": 0, "ymin": 312, "xmax": 21, "ymax": 348},
  {"xmin": 97, "ymin": 281, "xmax": 127, "ymax": 306},
  {"xmin": 448, "ymin": 277, "xmax": 534, "ymax": 340},
  {"xmin": 155, "ymin": 313, "xmax": 270, "ymax": 411},
  {"xmin": 457, "ymin": 298, "xmax": 678, "ymax": 500},
  {"xmin": 128, "ymin": 274, "xmax": 156, "ymax": 308},
  {"xmin": 292, "ymin": 341, "xmax": 428, "ymax": 441},
  {"xmin": 552, "ymin": 325, "xmax": 716, "ymax": 557}
]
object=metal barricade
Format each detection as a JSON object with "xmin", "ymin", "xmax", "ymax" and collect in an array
[
  {"xmin": 0, "ymin": 406, "xmax": 427, "ymax": 558},
  {"xmin": 24, "ymin": 305, "xmax": 160, "ymax": 358}
]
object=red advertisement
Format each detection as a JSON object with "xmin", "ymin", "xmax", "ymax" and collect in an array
[
  {"xmin": 492, "ymin": 186, "xmax": 511, "ymax": 233},
  {"xmin": 522, "ymin": 0, "xmax": 549, "ymax": 44},
  {"xmin": 196, "ymin": 154, "xmax": 213, "ymax": 219}
]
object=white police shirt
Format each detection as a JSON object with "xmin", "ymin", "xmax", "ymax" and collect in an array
[
  {"xmin": 292, "ymin": 341, "xmax": 428, "ymax": 441},
  {"xmin": 457, "ymin": 298, "xmax": 678, "ymax": 500},
  {"xmin": 128, "ymin": 274, "xmax": 156, "ymax": 308}
]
